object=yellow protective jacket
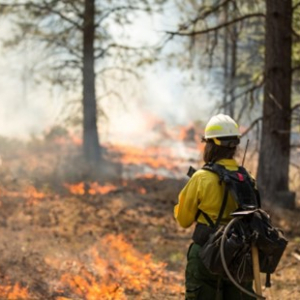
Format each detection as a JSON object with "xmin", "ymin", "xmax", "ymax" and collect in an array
[{"xmin": 174, "ymin": 159, "xmax": 240, "ymax": 228}]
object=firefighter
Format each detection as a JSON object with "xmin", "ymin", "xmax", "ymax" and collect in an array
[{"xmin": 174, "ymin": 114, "xmax": 254, "ymax": 300}]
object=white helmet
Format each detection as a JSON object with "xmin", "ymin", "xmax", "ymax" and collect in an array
[{"xmin": 204, "ymin": 114, "xmax": 240, "ymax": 147}]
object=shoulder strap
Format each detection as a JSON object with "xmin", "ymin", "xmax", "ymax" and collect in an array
[
  {"xmin": 197, "ymin": 163, "xmax": 230, "ymax": 228},
  {"xmin": 215, "ymin": 185, "xmax": 229, "ymax": 227}
]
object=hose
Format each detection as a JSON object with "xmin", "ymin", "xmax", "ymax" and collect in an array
[{"xmin": 220, "ymin": 217, "xmax": 266, "ymax": 300}]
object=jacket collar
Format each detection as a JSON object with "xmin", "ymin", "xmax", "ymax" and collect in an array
[{"xmin": 215, "ymin": 158, "xmax": 239, "ymax": 168}]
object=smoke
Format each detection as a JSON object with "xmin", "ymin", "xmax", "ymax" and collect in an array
[
  {"xmin": 0, "ymin": 10, "xmax": 218, "ymax": 141},
  {"xmin": 0, "ymin": 68, "xmax": 62, "ymax": 138},
  {"xmin": 142, "ymin": 66, "xmax": 216, "ymax": 125},
  {"xmin": 0, "ymin": 19, "xmax": 63, "ymax": 139}
]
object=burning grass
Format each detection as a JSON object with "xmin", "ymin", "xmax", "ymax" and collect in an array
[
  {"xmin": 54, "ymin": 234, "xmax": 181, "ymax": 300},
  {"xmin": 0, "ymin": 131, "xmax": 299, "ymax": 299},
  {"xmin": 0, "ymin": 282, "xmax": 30, "ymax": 300}
]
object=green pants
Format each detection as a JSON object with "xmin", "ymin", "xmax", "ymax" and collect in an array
[{"xmin": 185, "ymin": 243, "xmax": 255, "ymax": 300}]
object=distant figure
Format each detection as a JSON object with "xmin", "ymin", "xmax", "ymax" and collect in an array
[{"xmin": 174, "ymin": 114, "xmax": 255, "ymax": 300}]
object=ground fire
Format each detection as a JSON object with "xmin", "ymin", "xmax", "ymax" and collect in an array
[{"xmin": 0, "ymin": 125, "xmax": 299, "ymax": 300}]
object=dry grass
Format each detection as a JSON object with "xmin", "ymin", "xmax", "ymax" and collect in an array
[{"xmin": 0, "ymin": 135, "xmax": 299, "ymax": 299}]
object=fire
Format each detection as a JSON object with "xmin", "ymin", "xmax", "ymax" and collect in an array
[
  {"xmin": 136, "ymin": 173, "xmax": 165, "ymax": 180},
  {"xmin": 51, "ymin": 234, "xmax": 181, "ymax": 299},
  {"xmin": 64, "ymin": 182, "xmax": 85, "ymax": 195},
  {"xmin": 60, "ymin": 267, "xmax": 125, "ymax": 300},
  {"xmin": 138, "ymin": 187, "xmax": 147, "ymax": 194},
  {"xmin": 104, "ymin": 122, "xmax": 203, "ymax": 179},
  {"xmin": 179, "ymin": 125, "xmax": 196, "ymax": 142},
  {"xmin": 107, "ymin": 143, "xmax": 188, "ymax": 171},
  {"xmin": 70, "ymin": 135, "xmax": 83, "ymax": 146},
  {"xmin": 24, "ymin": 186, "xmax": 45, "ymax": 199},
  {"xmin": 0, "ymin": 282, "xmax": 30, "ymax": 300},
  {"xmin": 88, "ymin": 182, "xmax": 117, "ymax": 195},
  {"xmin": 64, "ymin": 182, "xmax": 117, "ymax": 195},
  {"xmin": 0, "ymin": 185, "xmax": 46, "ymax": 200}
]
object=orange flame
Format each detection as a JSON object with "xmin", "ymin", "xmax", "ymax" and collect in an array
[
  {"xmin": 136, "ymin": 173, "xmax": 165, "ymax": 180},
  {"xmin": 64, "ymin": 182, "xmax": 117, "ymax": 195},
  {"xmin": 0, "ymin": 185, "xmax": 46, "ymax": 200},
  {"xmin": 64, "ymin": 182, "xmax": 85, "ymax": 195},
  {"xmin": 138, "ymin": 187, "xmax": 147, "ymax": 194},
  {"xmin": 0, "ymin": 282, "xmax": 30, "ymax": 300},
  {"xmin": 51, "ymin": 234, "xmax": 182, "ymax": 299},
  {"xmin": 107, "ymin": 144, "xmax": 180, "ymax": 171}
]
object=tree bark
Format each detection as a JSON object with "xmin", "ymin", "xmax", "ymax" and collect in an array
[
  {"xmin": 229, "ymin": 21, "xmax": 237, "ymax": 119},
  {"xmin": 222, "ymin": 2, "xmax": 237, "ymax": 118},
  {"xmin": 257, "ymin": 0, "xmax": 295, "ymax": 208},
  {"xmin": 82, "ymin": 0, "xmax": 101, "ymax": 165},
  {"xmin": 223, "ymin": 3, "xmax": 229, "ymax": 115}
]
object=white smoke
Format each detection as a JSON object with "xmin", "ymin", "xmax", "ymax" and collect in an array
[{"xmin": 0, "ymin": 10, "xmax": 218, "ymax": 140}]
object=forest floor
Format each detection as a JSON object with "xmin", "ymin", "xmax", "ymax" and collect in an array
[{"xmin": 0, "ymin": 134, "xmax": 299, "ymax": 300}]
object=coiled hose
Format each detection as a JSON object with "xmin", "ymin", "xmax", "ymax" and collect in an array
[{"xmin": 220, "ymin": 217, "xmax": 266, "ymax": 299}]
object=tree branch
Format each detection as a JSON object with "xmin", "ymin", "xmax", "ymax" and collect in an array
[
  {"xmin": 97, "ymin": 66, "xmax": 141, "ymax": 80},
  {"xmin": 291, "ymin": 103, "xmax": 300, "ymax": 111},
  {"xmin": 65, "ymin": 1, "xmax": 83, "ymax": 19},
  {"xmin": 241, "ymin": 117, "xmax": 263, "ymax": 137},
  {"xmin": 292, "ymin": 28, "xmax": 300, "ymax": 40},
  {"xmin": 166, "ymin": 13, "xmax": 265, "ymax": 37},
  {"xmin": 97, "ymin": 5, "xmax": 147, "ymax": 26},
  {"xmin": 95, "ymin": 42, "xmax": 153, "ymax": 59},
  {"xmin": 234, "ymin": 78, "xmax": 264, "ymax": 101},
  {"xmin": 181, "ymin": 0, "xmax": 233, "ymax": 30},
  {"xmin": 27, "ymin": 1, "xmax": 82, "ymax": 30}
]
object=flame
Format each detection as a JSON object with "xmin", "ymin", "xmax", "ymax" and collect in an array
[
  {"xmin": 70, "ymin": 135, "xmax": 83, "ymax": 146},
  {"xmin": 64, "ymin": 182, "xmax": 85, "ymax": 195},
  {"xmin": 107, "ymin": 144, "xmax": 181, "ymax": 170},
  {"xmin": 88, "ymin": 182, "xmax": 117, "ymax": 195},
  {"xmin": 64, "ymin": 182, "xmax": 117, "ymax": 195},
  {"xmin": 0, "ymin": 282, "xmax": 30, "ymax": 300},
  {"xmin": 138, "ymin": 187, "xmax": 147, "ymax": 194},
  {"xmin": 136, "ymin": 173, "xmax": 165, "ymax": 180},
  {"xmin": 51, "ymin": 234, "xmax": 181, "ymax": 299},
  {"xmin": 0, "ymin": 185, "xmax": 45, "ymax": 200},
  {"xmin": 24, "ymin": 186, "xmax": 45, "ymax": 199},
  {"xmin": 179, "ymin": 125, "xmax": 196, "ymax": 142},
  {"xmin": 60, "ymin": 268, "xmax": 125, "ymax": 300},
  {"xmin": 52, "ymin": 135, "xmax": 82, "ymax": 146}
]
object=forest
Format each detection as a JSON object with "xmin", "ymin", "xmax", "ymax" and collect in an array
[{"xmin": 0, "ymin": 0, "xmax": 299, "ymax": 299}]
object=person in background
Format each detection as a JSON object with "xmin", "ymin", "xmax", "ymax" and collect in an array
[{"xmin": 174, "ymin": 114, "xmax": 254, "ymax": 300}]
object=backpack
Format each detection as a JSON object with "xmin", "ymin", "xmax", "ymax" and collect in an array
[
  {"xmin": 188, "ymin": 163, "xmax": 261, "ymax": 227},
  {"xmin": 187, "ymin": 163, "xmax": 288, "ymax": 286}
]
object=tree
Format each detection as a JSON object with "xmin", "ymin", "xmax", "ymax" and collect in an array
[
  {"xmin": 82, "ymin": 0, "xmax": 99, "ymax": 165},
  {"xmin": 0, "ymin": 0, "xmax": 162, "ymax": 168},
  {"xmin": 165, "ymin": 0, "xmax": 299, "ymax": 207},
  {"xmin": 165, "ymin": 0, "xmax": 265, "ymax": 122},
  {"xmin": 257, "ymin": 0, "xmax": 295, "ymax": 208}
]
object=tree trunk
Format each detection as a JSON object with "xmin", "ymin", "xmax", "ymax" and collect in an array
[
  {"xmin": 223, "ymin": 3, "xmax": 229, "ymax": 115},
  {"xmin": 257, "ymin": 0, "xmax": 295, "ymax": 208},
  {"xmin": 229, "ymin": 21, "xmax": 237, "ymax": 119},
  {"xmin": 223, "ymin": 2, "xmax": 237, "ymax": 119},
  {"xmin": 82, "ymin": 0, "xmax": 101, "ymax": 165}
]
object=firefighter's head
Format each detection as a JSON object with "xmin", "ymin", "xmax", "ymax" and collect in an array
[{"xmin": 203, "ymin": 114, "xmax": 240, "ymax": 163}]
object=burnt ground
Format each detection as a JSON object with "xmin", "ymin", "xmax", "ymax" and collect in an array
[{"xmin": 0, "ymin": 138, "xmax": 299, "ymax": 300}]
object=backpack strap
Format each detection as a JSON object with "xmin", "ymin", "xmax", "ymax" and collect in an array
[
  {"xmin": 196, "ymin": 163, "xmax": 230, "ymax": 228},
  {"xmin": 197, "ymin": 185, "xmax": 229, "ymax": 228}
]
